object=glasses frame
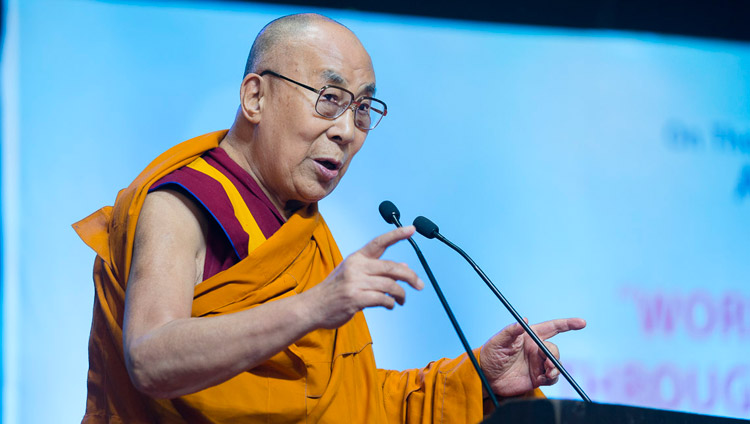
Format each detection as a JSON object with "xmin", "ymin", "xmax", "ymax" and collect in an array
[{"xmin": 259, "ymin": 70, "xmax": 387, "ymax": 130}]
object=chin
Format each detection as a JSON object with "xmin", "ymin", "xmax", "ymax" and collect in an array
[
  {"xmin": 298, "ymin": 189, "xmax": 333, "ymax": 205},
  {"xmin": 295, "ymin": 178, "xmax": 341, "ymax": 204},
  {"xmin": 316, "ymin": 180, "xmax": 340, "ymax": 199},
  {"xmin": 310, "ymin": 190, "xmax": 335, "ymax": 203}
]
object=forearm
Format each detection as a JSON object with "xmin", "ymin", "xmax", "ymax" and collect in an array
[{"xmin": 125, "ymin": 293, "xmax": 317, "ymax": 399}]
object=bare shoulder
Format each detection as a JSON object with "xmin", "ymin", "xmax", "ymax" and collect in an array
[
  {"xmin": 124, "ymin": 188, "xmax": 211, "ymax": 352},
  {"xmin": 131, "ymin": 188, "xmax": 209, "ymax": 287}
]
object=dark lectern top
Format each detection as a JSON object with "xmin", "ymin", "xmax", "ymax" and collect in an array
[{"xmin": 483, "ymin": 399, "xmax": 749, "ymax": 424}]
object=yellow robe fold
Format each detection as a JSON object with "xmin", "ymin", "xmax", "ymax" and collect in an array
[{"xmin": 74, "ymin": 130, "xmax": 537, "ymax": 424}]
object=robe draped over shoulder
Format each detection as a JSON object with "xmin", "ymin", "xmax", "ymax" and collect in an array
[{"xmin": 74, "ymin": 130, "xmax": 541, "ymax": 424}]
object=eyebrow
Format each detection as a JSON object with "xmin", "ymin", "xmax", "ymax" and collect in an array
[
  {"xmin": 322, "ymin": 69, "xmax": 346, "ymax": 86},
  {"xmin": 321, "ymin": 69, "xmax": 377, "ymax": 96}
]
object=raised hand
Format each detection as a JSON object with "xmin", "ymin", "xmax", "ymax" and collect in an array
[
  {"xmin": 305, "ymin": 225, "xmax": 425, "ymax": 330},
  {"xmin": 480, "ymin": 318, "xmax": 586, "ymax": 397}
]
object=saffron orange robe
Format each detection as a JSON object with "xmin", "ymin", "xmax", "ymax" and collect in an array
[{"xmin": 74, "ymin": 130, "xmax": 541, "ymax": 423}]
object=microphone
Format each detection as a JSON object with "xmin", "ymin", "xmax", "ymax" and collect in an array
[
  {"xmin": 378, "ymin": 200, "xmax": 400, "ymax": 225},
  {"xmin": 378, "ymin": 201, "xmax": 499, "ymax": 408},
  {"xmin": 413, "ymin": 215, "xmax": 592, "ymax": 403}
]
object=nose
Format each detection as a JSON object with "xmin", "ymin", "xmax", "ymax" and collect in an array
[{"xmin": 327, "ymin": 105, "xmax": 358, "ymax": 145}]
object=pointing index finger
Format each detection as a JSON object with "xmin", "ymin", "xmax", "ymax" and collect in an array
[
  {"xmin": 532, "ymin": 318, "xmax": 587, "ymax": 340},
  {"xmin": 359, "ymin": 225, "xmax": 416, "ymax": 259}
]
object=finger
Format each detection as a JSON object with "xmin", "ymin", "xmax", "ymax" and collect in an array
[
  {"xmin": 531, "ymin": 318, "xmax": 586, "ymax": 340},
  {"xmin": 359, "ymin": 226, "xmax": 416, "ymax": 259},
  {"xmin": 365, "ymin": 276, "xmax": 408, "ymax": 305},
  {"xmin": 542, "ymin": 341, "xmax": 560, "ymax": 361},
  {"xmin": 545, "ymin": 354, "xmax": 561, "ymax": 380},
  {"xmin": 545, "ymin": 357, "xmax": 558, "ymax": 373},
  {"xmin": 370, "ymin": 259, "xmax": 424, "ymax": 290},
  {"xmin": 544, "ymin": 369, "xmax": 560, "ymax": 385},
  {"xmin": 358, "ymin": 290, "xmax": 397, "ymax": 310},
  {"xmin": 534, "ymin": 343, "xmax": 558, "ymax": 370},
  {"xmin": 534, "ymin": 357, "xmax": 561, "ymax": 386},
  {"xmin": 541, "ymin": 343, "xmax": 561, "ymax": 381},
  {"xmin": 532, "ymin": 341, "xmax": 557, "ymax": 366}
]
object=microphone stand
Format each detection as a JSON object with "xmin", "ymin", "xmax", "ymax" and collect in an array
[
  {"xmin": 381, "ymin": 206, "xmax": 500, "ymax": 408},
  {"xmin": 425, "ymin": 225, "xmax": 591, "ymax": 403}
]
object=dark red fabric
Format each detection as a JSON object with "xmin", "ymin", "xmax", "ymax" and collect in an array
[{"xmin": 150, "ymin": 147, "xmax": 284, "ymax": 280}]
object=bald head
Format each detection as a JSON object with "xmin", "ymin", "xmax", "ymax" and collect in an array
[
  {"xmin": 244, "ymin": 13, "xmax": 356, "ymax": 77},
  {"xmin": 223, "ymin": 13, "xmax": 377, "ymax": 217}
]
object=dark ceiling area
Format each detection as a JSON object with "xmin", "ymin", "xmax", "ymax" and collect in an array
[{"xmin": 242, "ymin": 0, "xmax": 750, "ymax": 42}]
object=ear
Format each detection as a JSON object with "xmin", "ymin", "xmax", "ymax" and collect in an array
[{"xmin": 239, "ymin": 73, "xmax": 263, "ymax": 124}]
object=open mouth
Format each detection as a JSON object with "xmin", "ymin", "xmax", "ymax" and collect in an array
[{"xmin": 315, "ymin": 159, "xmax": 341, "ymax": 171}]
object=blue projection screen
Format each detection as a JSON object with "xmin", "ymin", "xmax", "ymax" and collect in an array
[{"xmin": 2, "ymin": 0, "xmax": 749, "ymax": 422}]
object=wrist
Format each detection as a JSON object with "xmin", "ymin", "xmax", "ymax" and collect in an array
[{"xmin": 283, "ymin": 290, "xmax": 321, "ymax": 336}]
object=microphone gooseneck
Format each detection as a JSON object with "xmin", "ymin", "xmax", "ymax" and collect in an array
[
  {"xmin": 412, "ymin": 215, "xmax": 592, "ymax": 403},
  {"xmin": 377, "ymin": 201, "xmax": 499, "ymax": 408}
]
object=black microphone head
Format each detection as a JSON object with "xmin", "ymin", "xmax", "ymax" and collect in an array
[
  {"xmin": 413, "ymin": 216, "xmax": 439, "ymax": 239},
  {"xmin": 378, "ymin": 200, "xmax": 400, "ymax": 224}
]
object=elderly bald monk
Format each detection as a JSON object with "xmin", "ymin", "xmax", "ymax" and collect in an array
[{"xmin": 74, "ymin": 13, "xmax": 585, "ymax": 423}]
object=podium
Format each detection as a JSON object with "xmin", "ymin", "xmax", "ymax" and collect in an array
[{"xmin": 483, "ymin": 399, "xmax": 749, "ymax": 423}]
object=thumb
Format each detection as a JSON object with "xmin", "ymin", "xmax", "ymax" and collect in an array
[{"xmin": 491, "ymin": 320, "xmax": 527, "ymax": 346}]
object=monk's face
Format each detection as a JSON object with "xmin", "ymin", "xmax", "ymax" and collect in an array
[{"xmin": 252, "ymin": 21, "xmax": 376, "ymax": 209}]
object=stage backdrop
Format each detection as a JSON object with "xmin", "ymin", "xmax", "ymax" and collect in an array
[{"xmin": 2, "ymin": 0, "xmax": 749, "ymax": 422}]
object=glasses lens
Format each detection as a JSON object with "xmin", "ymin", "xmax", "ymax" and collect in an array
[
  {"xmin": 355, "ymin": 98, "xmax": 386, "ymax": 130},
  {"xmin": 316, "ymin": 87, "xmax": 352, "ymax": 118}
]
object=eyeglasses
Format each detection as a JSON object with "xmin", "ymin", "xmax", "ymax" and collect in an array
[{"xmin": 259, "ymin": 70, "xmax": 387, "ymax": 131}]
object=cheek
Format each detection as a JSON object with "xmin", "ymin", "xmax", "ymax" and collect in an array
[
  {"xmin": 282, "ymin": 148, "xmax": 311, "ymax": 180},
  {"xmin": 337, "ymin": 139, "xmax": 366, "ymax": 177},
  {"xmin": 347, "ymin": 137, "xmax": 366, "ymax": 163}
]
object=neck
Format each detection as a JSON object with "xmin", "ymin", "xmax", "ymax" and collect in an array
[{"xmin": 220, "ymin": 127, "xmax": 303, "ymax": 221}]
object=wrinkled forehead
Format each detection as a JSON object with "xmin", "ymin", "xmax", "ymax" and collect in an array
[{"xmin": 285, "ymin": 23, "xmax": 377, "ymax": 95}]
